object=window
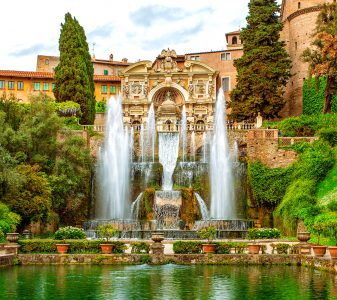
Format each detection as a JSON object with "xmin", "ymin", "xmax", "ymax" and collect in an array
[
  {"xmin": 222, "ymin": 77, "xmax": 230, "ymax": 92},
  {"xmin": 232, "ymin": 36, "xmax": 238, "ymax": 45},
  {"xmin": 0, "ymin": 80, "xmax": 5, "ymax": 89},
  {"xmin": 103, "ymin": 69, "xmax": 108, "ymax": 75},
  {"xmin": 52, "ymin": 83, "xmax": 55, "ymax": 91},
  {"xmin": 45, "ymin": 59, "xmax": 49, "ymax": 65},
  {"xmin": 17, "ymin": 81, "xmax": 24, "ymax": 90},
  {"xmin": 8, "ymin": 81, "xmax": 14, "ymax": 89},
  {"xmin": 34, "ymin": 82, "xmax": 40, "ymax": 91},
  {"xmin": 295, "ymin": 42, "xmax": 298, "ymax": 50},
  {"xmin": 110, "ymin": 85, "xmax": 116, "ymax": 94},
  {"xmin": 43, "ymin": 82, "xmax": 49, "ymax": 91},
  {"xmin": 221, "ymin": 52, "xmax": 231, "ymax": 61},
  {"xmin": 298, "ymin": 2, "xmax": 301, "ymax": 9},
  {"xmin": 101, "ymin": 85, "xmax": 107, "ymax": 94},
  {"xmin": 190, "ymin": 56, "xmax": 200, "ymax": 61}
]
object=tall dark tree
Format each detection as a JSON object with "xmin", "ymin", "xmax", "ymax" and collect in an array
[
  {"xmin": 302, "ymin": 4, "xmax": 337, "ymax": 114},
  {"xmin": 54, "ymin": 13, "xmax": 95, "ymax": 124},
  {"xmin": 230, "ymin": 0, "xmax": 291, "ymax": 120}
]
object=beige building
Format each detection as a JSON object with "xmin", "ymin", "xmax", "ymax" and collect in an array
[{"xmin": 120, "ymin": 49, "xmax": 218, "ymax": 128}]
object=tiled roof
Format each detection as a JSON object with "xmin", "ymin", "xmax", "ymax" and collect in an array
[
  {"xmin": 0, "ymin": 70, "xmax": 121, "ymax": 81},
  {"xmin": 0, "ymin": 70, "xmax": 54, "ymax": 78},
  {"xmin": 226, "ymin": 30, "xmax": 240, "ymax": 35}
]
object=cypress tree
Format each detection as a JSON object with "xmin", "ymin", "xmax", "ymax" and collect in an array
[
  {"xmin": 230, "ymin": 0, "xmax": 291, "ymax": 120},
  {"xmin": 54, "ymin": 13, "xmax": 95, "ymax": 124}
]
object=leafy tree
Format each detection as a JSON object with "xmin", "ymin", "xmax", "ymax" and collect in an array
[
  {"xmin": 49, "ymin": 134, "xmax": 93, "ymax": 225},
  {"xmin": 0, "ymin": 202, "xmax": 21, "ymax": 240},
  {"xmin": 3, "ymin": 165, "xmax": 51, "ymax": 227},
  {"xmin": 54, "ymin": 12, "xmax": 95, "ymax": 124},
  {"xmin": 302, "ymin": 3, "xmax": 337, "ymax": 114},
  {"xmin": 230, "ymin": 0, "xmax": 291, "ymax": 120}
]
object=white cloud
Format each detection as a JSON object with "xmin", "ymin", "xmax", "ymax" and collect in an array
[{"xmin": 0, "ymin": 0, "xmax": 281, "ymax": 70}]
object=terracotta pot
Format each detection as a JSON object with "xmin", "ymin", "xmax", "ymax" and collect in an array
[
  {"xmin": 328, "ymin": 247, "xmax": 337, "ymax": 259},
  {"xmin": 202, "ymin": 243, "xmax": 216, "ymax": 254},
  {"xmin": 312, "ymin": 245, "xmax": 327, "ymax": 257},
  {"xmin": 56, "ymin": 244, "xmax": 70, "ymax": 254},
  {"xmin": 248, "ymin": 244, "xmax": 260, "ymax": 254},
  {"xmin": 6, "ymin": 233, "xmax": 19, "ymax": 243},
  {"xmin": 297, "ymin": 232, "xmax": 311, "ymax": 243},
  {"xmin": 100, "ymin": 244, "xmax": 113, "ymax": 254}
]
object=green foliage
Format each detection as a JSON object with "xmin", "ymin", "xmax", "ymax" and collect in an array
[
  {"xmin": 247, "ymin": 228, "xmax": 281, "ymax": 240},
  {"xmin": 264, "ymin": 113, "xmax": 337, "ymax": 137},
  {"xmin": 172, "ymin": 241, "xmax": 202, "ymax": 254},
  {"xmin": 197, "ymin": 226, "xmax": 217, "ymax": 243},
  {"xmin": 18, "ymin": 239, "xmax": 126, "ymax": 254},
  {"xmin": 319, "ymin": 128, "xmax": 337, "ymax": 146},
  {"xmin": 230, "ymin": 0, "xmax": 291, "ymax": 120},
  {"xmin": 271, "ymin": 243, "xmax": 290, "ymax": 254},
  {"xmin": 3, "ymin": 164, "xmax": 51, "ymax": 226},
  {"xmin": 53, "ymin": 101, "xmax": 81, "ymax": 117},
  {"xmin": 62, "ymin": 116, "xmax": 82, "ymax": 130},
  {"xmin": 54, "ymin": 226, "xmax": 86, "ymax": 240},
  {"xmin": 0, "ymin": 202, "xmax": 20, "ymax": 240},
  {"xmin": 131, "ymin": 242, "xmax": 150, "ymax": 254},
  {"xmin": 248, "ymin": 161, "xmax": 292, "ymax": 208},
  {"xmin": 138, "ymin": 188, "xmax": 155, "ymax": 220},
  {"xmin": 95, "ymin": 100, "xmax": 106, "ymax": 113},
  {"xmin": 96, "ymin": 224, "xmax": 118, "ymax": 242},
  {"xmin": 54, "ymin": 13, "xmax": 95, "ymax": 124},
  {"xmin": 214, "ymin": 242, "xmax": 248, "ymax": 254}
]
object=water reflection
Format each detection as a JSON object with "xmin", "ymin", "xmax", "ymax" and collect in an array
[{"xmin": 0, "ymin": 265, "xmax": 336, "ymax": 300}]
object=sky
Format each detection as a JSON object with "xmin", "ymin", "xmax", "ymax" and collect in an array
[{"xmin": 0, "ymin": 0, "xmax": 281, "ymax": 71}]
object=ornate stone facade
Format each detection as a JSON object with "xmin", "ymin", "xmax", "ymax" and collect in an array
[{"xmin": 120, "ymin": 49, "xmax": 218, "ymax": 128}]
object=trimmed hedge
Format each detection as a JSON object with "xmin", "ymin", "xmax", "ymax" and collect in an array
[
  {"xmin": 54, "ymin": 226, "xmax": 86, "ymax": 240},
  {"xmin": 18, "ymin": 239, "xmax": 126, "ymax": 254},
  {"xmin": 172, "ymin": 241, "xmax": 248, "ymax": 254},
  {"xmin": 130, "ymin": 242, "xmax": 150, "ymax": 254},
  {"xmin": 247, "ymin": 228, "xmax": 281, "ymax": 239}
]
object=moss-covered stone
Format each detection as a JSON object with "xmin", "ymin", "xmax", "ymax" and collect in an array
[
  {"xmin": 180, "ymin": 188, "xmax": 201, "ymax": 228},
  {"xmin": 138, "ymin": 188, "xmax": 155, "ymax": 220}
]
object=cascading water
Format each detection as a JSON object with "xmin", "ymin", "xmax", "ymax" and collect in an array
[
  {"xmin": 146, "ymin": 103, "xmax": 156, "ymax": 162},
  {"xmin": 139, "ymin": 124, "xmax": 145, "ymax": 162},
  {"xmin": 96, "ymin": 95, "xmax": 130, "ymax": 219},
  {"xmin": 191, "ymin": 131, "xmax": 196, "ymax": 162},
  {"xmin": 131, "ymin": 192, "xmax": 143, "ymax": 220},
  {"xmin": 158, "ymin": 133, "xmax": 180, "ymax": 191},
  {"xmin": 202, "ymin": 132, "xmax": 207, "ymax": 163},
  {"xmin": 210, "ymin": 88, "xmax": 236, "ymax": 219},
  {"xmin": 181, "ymin": 105, "xmax": 187, "ymax": 162},
  {"xmin": 233, "ymin": 140, "xmax": 239, "ymax": 162},
  {"xmin": 195, "ymin": 193, "xmax": 209, "ymax": 219}
]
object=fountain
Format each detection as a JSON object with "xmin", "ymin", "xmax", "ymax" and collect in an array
[
  {"xmin": 85, "ymin": 90, "xmax": 253, "ymax": 239},
  {"xmin": 210, "ymin": 88, "xmax": 236, "ymax": 219},
  {"xmin": 95, "ymin": 95, "xmax": 131, "ymax": 220}
]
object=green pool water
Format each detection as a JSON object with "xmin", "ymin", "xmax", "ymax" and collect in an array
[{"xmin": 0, "ymin": 264, "xmax": 336, "ymax": 300}]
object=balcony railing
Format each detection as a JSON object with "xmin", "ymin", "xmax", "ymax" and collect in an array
[{"xmin": 81, "ymin": 122, "xmax": 256, "ymax": 133}]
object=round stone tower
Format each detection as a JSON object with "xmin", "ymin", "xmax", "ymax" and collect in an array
[{"xmin": 280, "ymin": 0, "xmax": 335, "ymax": 116}]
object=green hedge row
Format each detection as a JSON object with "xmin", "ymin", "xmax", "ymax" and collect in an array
[
  {"xmin": 247, "ymin": 228, "xmax": 281, "ymax": 240},
  {"xmin": 172, "ymin": 241, "xmax": 248, "ymax": 254},
  {"xmin": 18, "ymin": 239, "xmax": 126, "ymax": 254}
]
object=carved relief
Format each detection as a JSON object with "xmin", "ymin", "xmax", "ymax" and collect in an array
[
  {"xmin": 123, "ymin": 84, "xmax": 130, "ymax": 99},
  {"xmin": 131, "ymin": 83, "xmax": 142, "ymax": 95},
  {"xmin": 157, "ymin": 48, "xmax": 179, "ymax": 72},
  {"xmin": 188, "ymin": 84, "xmax": 194, "ymax": 96},
  {"xmin": 208, "ymin": 83, "xmax": 214, "ymax": 96}
]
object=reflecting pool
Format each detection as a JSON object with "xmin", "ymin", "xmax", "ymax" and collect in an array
[{"xmin": 0, "ymin": 264, "xmax": 336, "ymax": 300}]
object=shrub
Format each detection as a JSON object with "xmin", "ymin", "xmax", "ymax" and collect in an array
[
  {"xmin": 54, "ymin": 101, "xmax": 81, "ymax": 117},
  {"xmin": 173, "ymin": 241, "xmax": 202, "ymax": 254},
  {"xmin": 95, "ymin": 100, "xmax": 106, "ymax": 113},
  {"xmin": 197, "ymin": 226, "xmax": 217, "ymax": 243},
  {"xmin": 131, "ymin": 242, "xmax": 150, "ymax": 254},
  {"xmin": 96, "ymin": 224, "xmax": 118, "ymax": 242},
  {"xmin": 319, "ymin": 128, "xmax": 337, "ymax": 146},
  {"xmin": 214, "ymin": 242, "xmax": 248, "ymax": 254},
  {"xmin": 54, "ymin": 226, "xmax": 86, "ymax": 240},
  {"xmin": 18, "ymin": 239, "xmax": 126, "ymax": 254},
  {"xmin": 271, "ymin": 243, "xmax": 290, "ymax": 254},
  {"xmin": 247, "ymin": 228, "xmax": 281, "ymax": 240}
]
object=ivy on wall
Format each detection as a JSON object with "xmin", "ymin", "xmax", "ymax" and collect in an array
[{"xmin": 303, "ymin": 77, "xmax": 337, "ymax": 115}]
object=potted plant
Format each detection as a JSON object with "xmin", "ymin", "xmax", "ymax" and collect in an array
[
  {"xmin": 55, "ymin": 240, "xmax": 70, "ymax": 254},
  {"xmin": 198, "ymin": 226, "xmax": 217, "ymax": 253},
  {"xmin": 247, "ymin": 228, "xmax": 261, "ymax": 254},
  {"xmin": 311, "ymin": 222, "xmax": 327, "ymax": 257},
  {"xmin": 327, "ymin": 220, "xmax": 337, "ymax": 259},
  {"xmin": 96, "ymin": 224, "xmax": 118, "ymax": 254}
]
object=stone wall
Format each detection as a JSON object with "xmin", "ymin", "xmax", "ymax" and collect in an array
[{"xmin": 247, "ymin": 129, "xmax": 298, "ymax": 168}]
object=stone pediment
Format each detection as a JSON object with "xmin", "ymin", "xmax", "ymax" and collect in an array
[
  {"xmin": 122, "ymin": 60, "xmax": 152, "ymax": 74},
  {"xmin": 184, "ymin": 61, "xmax": 217, "ymax": 74}
]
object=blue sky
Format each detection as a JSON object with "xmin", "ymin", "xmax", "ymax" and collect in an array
[{"xmin": 0, "ymin": 0, "xmax": 281, "ymax": 71}]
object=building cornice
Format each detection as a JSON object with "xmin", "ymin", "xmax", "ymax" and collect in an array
[{"xmin": 286, "ymin": 5, "xmax": 322, "ymax": 22}]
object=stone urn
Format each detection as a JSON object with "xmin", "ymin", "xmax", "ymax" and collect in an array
[
  {"xmin": 151, "ymin": 232, "xmax": 164, "ymax": 243},
  {"xmin": 312, "ymin": 245, "xmax": 327, "ymax": 257},
  {"xmin": 6, "ymin": 233, "xmax": 19, "ymax": 243},
  {"xmin": 297, "ymin": 232, "xmax": 311, "ymax": 243}
]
